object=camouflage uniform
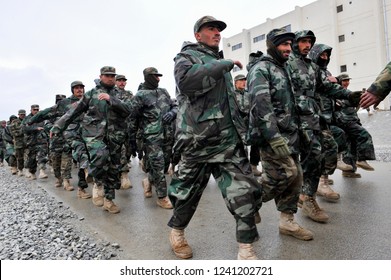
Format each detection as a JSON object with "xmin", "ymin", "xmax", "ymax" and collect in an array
[
  {"xmin": 286, "ymin": 30, "xmax": 354, "ymax": 198},
  {"xmin": 366, "ymin": 61, "xmax": 391, "ymax": 101},
  {"xmin": 52, "ymin": 69, "xmax": 131, "ymax": 200},
  {"xmin": 3, "ymin": 118, "xmax": 17, "ymax": 170},
  {"xmin": 0, "ymin": 121, "xmax": 5, "ymax": 165},
  {"xmin": 9, "ymin": 111, "xmax": 26, "ymax": 173},
  {"xmin": 168, "ymin": 38, "xmax": 262, "ymax": 244}
]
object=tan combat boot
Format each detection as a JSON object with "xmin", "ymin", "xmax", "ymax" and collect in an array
[
  {"xmin": 11, "ymin": 166, "xmax": 18, "ymax": 175},
  {"xmin": 120, "ymin": 172, "xmax": 132, "ymax": 189},
  {"xmin": 142, "ymin": 178, "xmax": 152, "ymax": 198},
  {"xmin": 237, "ymin": 243, "xmax": 258, "ymax": 260},
  {"xmin": 17, "ymin": 169, "xmax": 23, "ymax": 176},
  {"xmin": 55, "ymin": 177, "xmax": 63, "ymax": 188},
  {"xmin": 169, "ymin": 229, "xmax": 193, "ymax": 259},
  {"xmin": 356, "ymin": 160, "xmax": 375, "ymax": 171},
  {"xmin": 251, "ymin": 164, "xmax": 262, "ymax": 176},
  {"xmin": 279, "ymin": 212, "xmax": 314, "ymax": 241},
  {"xmin": 38, "ymin": 169, "xmax": 48, "ymax": 179},
  {"xmin": 301, "ymin": 195, "xmax": 329, "ymax": 223},
  {"xmin": 317, "ymin": 175, "xmax": 340, "ymax": 201},
  {"xmin": 77, "ymin": 188, "xmax": 92, "ymax": 199},
  {"xmin": 103, "ymin": 198, "xmax": 120, "ymax": 214},
  {"xmin": 337, "ymin": 153, "xmax": 353, "ymax": 171},
  {"xmin": 63, "ymin": 179, "xmax": 74, "ymax": 191},
  {"xmin": 157, "ymin": 196, "xmax": 173, "ymax": 209},
  {"xmin": 342, "ymin": 171, "xmax": 361, "ymax": 178},
  {"xmin": 92, "ymin": 183, "xmax": 104, "ymax": 207},
  {"xmin": 24, "ymin": 170, "xmax": 32, "ymax": 178},
  {"xmin": 0, "ymin": 162, "xmax": 3, "ymax": 167},
  {"xmin": 29, "ymin": 171, "xmax": 37, "ymax": 180}
]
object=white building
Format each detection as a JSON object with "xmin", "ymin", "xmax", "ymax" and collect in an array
[{"xmin": 223, "ymin": 0, "xmax": 391, "ymax": 109}]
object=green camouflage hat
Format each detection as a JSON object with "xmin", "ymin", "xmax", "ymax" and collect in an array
[
  {"xmin": 267, "ymin": 28, "xmax": 295, "ymax": 46},
  {"xmin": 18, "ymin": 109, "xmax": 26, "ymax": 115},
  {"xmin": 116, "ymin": 74, "xmax": 127, "ymax": 81},
  {"xmin": 234, "ymin": 74, "xmax": 246, "ymax": 81},
  {"xmin": 143, "ymin": 67, "xmax": 163, "ymax": 77},
  {"xmin": 71, "ymin": 80, "xmax": 85, "ymax": 88},
  {"xmin": 100, "ymin": 66, "xmax": 116, "ymax": 75},
  {"xmin": 194, "ymin": 15, "xmax": 226, "ymax": 33},
  {"xmin": 9, "ymin": 115, "xmax": 17, "ymax": 122},
  {"xmin": 337, "ymin": 73, "xmax": 351, "ymax": 81},
  {"xmin": 31, "ymin": 104, "xmax": 39, "ymax": 110}
]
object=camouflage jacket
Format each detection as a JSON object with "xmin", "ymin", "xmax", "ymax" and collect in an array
[
  {"xmin": 2, "ymin": 125, "xmax": 14, "ymax": 145},
  {"xmin": 287, "ymin": 32, "xmax": 352, "ymax": 131},
  {"xmin": 22, "ymin": 114, "xmax": 47, "ymax": 147},
  {"xmin": 9, "ymin": 118, "xmax": 25, "ymax": 149},
  {"xmin": 30, "ymin": 95, "xmax": 84, "ymax": 141},
  {"xmin": 246, "ymin": 54, "xmax": 300, "ymax": 155},
  {"xmin": 0, "ymin": 126, "xmax": 4, "ymax": 148},
  {"xmin": 334, "ymin": 99, "xmax": 360, "ymax": 125},
  {"xmin": 128, "ymin": 84, "xmax": 177, "ymax": 144},
  {"xmin": 173, "ymin": 41, "xmax": 246, "ymax": 162},
  {"xmin": 52, "ymin": 84, "xmax": 131, "ymax": 144},
  {"xmin": 367, "ymin": 61, "xmax": 391, "ymax": 100},
  {"xmin": 116, "ymin": 88, "xmax": 133, "ymax": 102},
  {"xmin": 234, "ymin": 88, "xmax": 250, "ymax": 127}
]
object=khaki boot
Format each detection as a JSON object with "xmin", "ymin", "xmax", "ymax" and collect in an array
[
  {"xmin": 38, "ymin": 169, "xmax": 48, "ymax": 179},
  {"xmin": 342, "ymin": 171, "xmax": 361, "ymax": 178},
  {"xmin": 356, "ymin": 160, "xmax": 375, "ymax": 171},
  {"xmin": 279, "ymin": 212, "xmax": 314, "ymax": 241},
  {"xmin": 103, "ymin": 198, "xmax": 120, "ymax": 214},
  {"xmin": 63, "ymin": 179, "xmax": 74, "ymax": 191},
  {"xmin": 169, "ymin": 229, "xmax": 193, "ymax": 259},
  {"xmin": 317, "ymin": 175, "xmax": 340, "ymax": 201},
  {"xmin": 92, "ymin": 183, "xmax": 104, "ymax": 207},
  {"xmin": 24, "ymin": 170, "xmax": 32, "ymax": 178},
  {"xmin": 11, "ymin": 166, "xmax": 18, "ymax": 175},
  {"xmin": 120, "ymin": 172, "xmax": 132, "ymax": 189},
  {"xmin": 301, "ymin": 195, "xmax": 329, "ymax": 223},
  {"xmin": 17, "ymin": 169, "xmax": 23, "ymax": 176},
  {"xmin": 337, "ymin": 153, "xmax": 353, "ymax": 171},
  {"xmin": 327, "ymin": 178, "xmax": 334, "ymax": 185},
  {"xmin": 237, "ymin": 243, "xmax": 258, "ymax": 260},
  {"xmin": 29, "ymin": 172, "xmax": 37, "ymax": 180},
  {"xmin": 251, "ymin": 164, "xmax": 262, "ymax": 176},
  {"xmin": 157, "ymin": 196, "xmax": 173, "ymax": 209},
  {"xmin": 77, "ymin": 188, "xmax": 92, "ymax": 199},
  {"xmin": 142, "ymin": 178, "xmax": 152, "ymax": 198},
  {"xmin": 0, "ymin": 162, "xmax": 3, "ymax": 167},
  {"xmin": 55, "ymin": 177, "xmax": 63, "ymax": 188}
]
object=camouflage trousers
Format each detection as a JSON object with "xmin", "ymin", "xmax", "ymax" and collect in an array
[
  {"xmin": 163, "ymin": 142, "xmax": 173, "ymax": 174},
  {"xmin": 85, "ymin": 138, "xmax": 122, "ymax": 200},
  {"xmin": 0, "ymin": 145, "xmax": 4, "ymax": 162},
  {"xmin": 15, "ymin": 147, "xmax": 25, "ymax": 171},
  {"xmin": 145, "ymin": 141, "xmax": 167, "ymax": 198},
  {"xmin": 24, "ymin": 145, "xmax": 39, "ymax": 173},
  {"xmin": 260, "ymin": 151, "xmax": 302, "ymax": 213},
  {"xmin": 340, "ymin": 122, "xmax": 376, "ymax": 161},
  {"xmin": 71, "ymin": 138, "xmax": 89, "ymax": 189},
  {"xmin": 330, "ymin": 125, "xmax": 348, "ymax": 153},
  {"xmin": 36, "ymin": 143, "xmax": 48, "ymax": 170},
  {"xmin": 320, "ymin": 129, "xmax": 338, "ymax": 176},
  {"xmin": 50, "ymin": 136, "xmax": 72, "ymax": 179},
  {"xmin": 168, "ymin": 146, "xmax": 262, "ymax": 243},
  {"xmin": 4, "ymin": 143, "xmax": 16, "ymax": 167},
  {"xmin": 120, "ymin": 143, "xmax": 130, "ymax": 173}
]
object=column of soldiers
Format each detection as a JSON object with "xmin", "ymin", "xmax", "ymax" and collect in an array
[{"xmin": 0, "ymin": 16, "xmax": 381, "ymax": 260}]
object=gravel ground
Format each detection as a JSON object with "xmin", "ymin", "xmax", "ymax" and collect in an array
[
  {"xmin": 0, "ymin": 110, "xmax": 389, "ymax": 260},
  {"xmin": 0, "ymin": 167, "xmax": 121, "ymax": 260}
]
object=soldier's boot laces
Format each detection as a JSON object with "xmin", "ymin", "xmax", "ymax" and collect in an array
[
  {"xmin": 170, "ymin": 229, "xmax": 193, "ymax": 259},
  {"xmin": 103, "ymin": 198, "xmax": 120, "ymax": 214},
  {"xmin": 55, "ymin": 177, "xmax": 63, "ymax": 188},
  {"xmin": 301, "ymin": 195, "xmax": 329, "ymax": 223},
  {"xmin": 142, "ymin": 178, "xmax": 152, "ymax": 198},
  {"xmin": 120, "ymin": 172, "xmax": 132, "ymax": 189},
  {"xmin": 63, "ymin": 179, "xmax": 74, "ymax": 191},
  {"xmin": 92, "ymin": 183, "xmax": 104, "ymax": 207},
  {"xmin": 251, "ymin": 164, "xmax": 262, "ymax": 176},
  {"xmin": 356, "ymin": 160, "xmax": 375, "ymax": 171},
  {"xmin": 237, "ymin": 243, "xmax": 258, "ymax": 260},
  {"xmin": 77, "ymin": 188, "xmax": 92, "ymax": 199},
  {"xmin": 317, "ymin": 175, "xmax": 340, "ymax": 201},
  {"xmin": 279, "ymin": 212, "xmax": 314, "ymax": 241},
  {"xmin": 38, "ymin": 169, "xmax": 48, "ymax": 179},
  {"xmin": 157, "ymin": 196, "xmax": 173, "ymax": 209},
  {"xmin": 336, "ymin": 153, "xmax": 354, "ymax": 171}
]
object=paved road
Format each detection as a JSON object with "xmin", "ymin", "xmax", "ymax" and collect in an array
[{"xmin": 26, "ymin": 110, "xmax": 391, "ymax": 260}]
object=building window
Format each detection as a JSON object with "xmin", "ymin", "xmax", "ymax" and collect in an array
[
  {"xmin": 253, "ymin": 34, "xmax": 265, "ymax": 43},
  {"xmin": 281, "ymin": 24, "xmax": 291, "ymax": 32},
  {"xmin": 340, "ymin": 65, "xmax": 347, "ymax": 72},
  {"xmin": 338, "ymin": 35, "xmax": 345, "ymax": 42},
  {"xmin": 337, "ymin": 5, "xmax": 343, "ymax": 13},
  {"xmin": 232, "ymin": 43, "xmax": 242, "ymax": 51},
  {"xmin": 233, "ymin": 66, "xmax": 241, "ymax": 72}
]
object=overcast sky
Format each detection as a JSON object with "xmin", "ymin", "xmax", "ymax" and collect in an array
[{"xmin": 0, "ymin": 0, "xmax": 314, "ymax": 121}]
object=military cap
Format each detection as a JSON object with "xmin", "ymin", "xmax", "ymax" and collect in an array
[
  {"xmin": 31, "ymin": 104, "xmax": 39, "ymax": 110},
  {"xmin": 234, "ymin": 74, "xmax": 246, "ymax": 81},
  {"xmin": 18, "ymin": 109, "xmax": 26, "ymax": 115},
  {"xmin": 194, "ymin": 15, "xmax": 226, "ymax": 33},
  {"xmin": 143, "ymin": 67, "xmax": 163, "ymax": 77},
  {"xmin": 267, "ymin": 28, "xmax": 296, "ymax": 47},
  {"xmin": 116, "ymin": 74, "xmax": 127, "ymax": 81},
  {"xmin": 100, "ymin": 66, "xmax": 116, "ymax": 75},
  {"xmin": 337, "ymin": 73, "xmax": 351, "ymax": 81},
  {"xmin": 71, "ymin": 80, "xmax": 85, "ymax": 89},
  {"xmin": 295, "ymin": 30, "xmax": 316, "ymax": 45},
  {"xmin": 9, "ymin": 115, "xmax": 17, "ymax": 122}
]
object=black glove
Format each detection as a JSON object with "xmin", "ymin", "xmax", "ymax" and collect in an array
[
  {"xmin": 163, "ymin": 111, "xmax": 175, "ymax": 123},
  {"xmin": 269, "ymin": 137, "xmax": 290, "ymax": 158}
]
